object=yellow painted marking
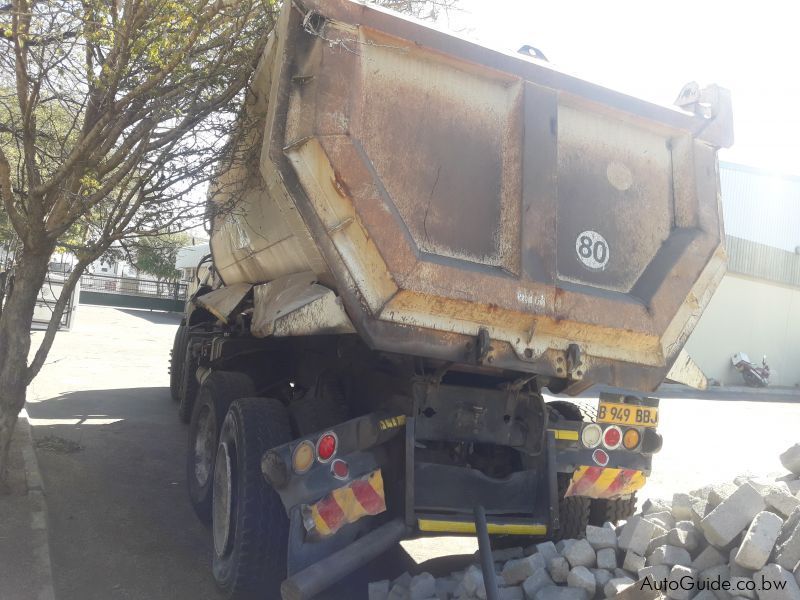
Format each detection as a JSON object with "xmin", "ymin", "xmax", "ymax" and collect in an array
[
  {"xmin": 549, "ymin": 429, "xmax": 579, "ymax": 441},
  {"xmin": 418, "ymin": 519, "xmax": 547, "ymax": 535},
  {"xmin": 378, "ymin": 415, "xmax": 407, "ymax": 431},
  {"xmin": 584, "ymin": 466, "xmax": 621, "ymax": 497},
  {"xmin": 310, "ymin": 470, "xmax": 386, "ymax": 537},
  {"xmin": 565, "ymin": 466, "xmax": 648, "ymax": 499}
]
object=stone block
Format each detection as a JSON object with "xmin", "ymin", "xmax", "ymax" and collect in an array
[
  {"xmin": 568, "ymin": 566, "xmax": 597, "ymax": 597},
  {"xmin": 565, "ymin": 539, "xmax": 597, "ymax": 569},
  {"xmin": 550, "ymin": 557, "xmax": 571, "ymax": 583},
  {"xmin": 692, "ymin": 546, "xmax": 727, "ymax": 572},
  {"xmin": 499, "ymin": 587, "xmax": 524, "ymax": 600},
  {"xmin": 597, "ymin": 548, "xmax": 618, "ymax": 570},
  {"xmin": 667, "ymin": 565, "xmax": 698, "ymax": 600},
  {"xmin": 492, "ymin": 547, "xmax": 526, "ymax": 562},
  {"xmin": 735, "ymin": 511, "xmax": 784, "ymax": 570},
  {"xmin": 593, "ymin": 569, "xmax": 614, "ymax": 590},
  {"xmin": 701, "ymin": 484, "xmax": 767, "ymax": 548},
  {"xmin": 532, "ymin": 585, "xmax": 589, "ymax": 600},
  {"xmin": 504, "ymin": 556, "xmax": 546, "ymax": 586},
  {"xmin": 619, "ymin": 517, "xmax": 658, "ymax": 556},
  {"xmin": 647, "ymin": 511, "xmax": 676, "ymax": 530},
  {"xmin": 587, "ymin": 525, "xmax": 619, "ymax": 550},
  {"xmin": 673, "ymin": 494, "xmax": 697, "ymax": 522},
  {"xmin": 409, "ymin": 573, "xmax": 436, "ymax": 599},
  {"xmin": 643, "ymin": 499, "xmax": 672, "ymax": 515},
  {"xmin": 536, "ymin": 542, "xmax": 560, "ymax": 564},
  {"xmin": 604, "ymin": 577, "xmax": 635, "ymax": 598},
  {"xmin": 639, "ymin": 564, "xmax": 670, "ymax": 583},
  {"xmin": 369, "ymin": 580, "xmax": 391, "ymax": 600},
  {"xmin": 754, "ymin": 564, "xmax": 800, "ymax": 600},
  {"xmin": 623, "ymin": 552, "xmax": 646, "ymax": 574},
  {"xmin": 765, "ymin": 488, "xmax": 800, "ymax": 519},
  {"xmin": 520, "ymin": 568, "xmax": 553, "ymax": 599},
  {"xmin": 647, "ymin": 545, "xmax": 692, "ymax": 568},
  {"xmin": 780, "ymin": 445, "xmax": 800, "ymax": 476}
]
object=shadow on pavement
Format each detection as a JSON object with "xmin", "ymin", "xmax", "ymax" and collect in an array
[
  {"xmin": 27, "ymin": 388, "xmax": 423, "ymax": 600},
  {"xmin": 115, "ymin": 307, "xmax": 183, "ymax": 325},
  {"xmin": 28, "ymin": 387, "xmax": 222, "ymax": 600}
]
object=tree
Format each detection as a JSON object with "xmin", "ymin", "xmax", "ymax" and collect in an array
[
  {"xmin": 0, "ymin": 0, "xmax": 457, "ymax": 485},
  {"xmin": 0, "ymin": 0, "xmax": 281, "ymax": 485},
  {"xmin": 133, "ymin": 233, "xmax": 189, "ymax": 295}
]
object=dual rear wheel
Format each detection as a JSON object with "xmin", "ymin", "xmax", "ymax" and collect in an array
[{"xmin": 186, "ymin": 371, "xmax": 292, "ymax": 599}]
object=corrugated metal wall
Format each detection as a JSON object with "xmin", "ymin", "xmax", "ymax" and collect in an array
[
  {"xmin": 683, "ymin": 163, "xmax": 800, "ymax": 387},
  {"xmin": 721, "ymin": 162, "xmax": 800, "ymax": 253}
]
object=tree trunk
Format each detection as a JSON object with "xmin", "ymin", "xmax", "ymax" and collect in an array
[{"xmin": 0, "ymin": 247, "xmax": 53, "ymax": 484}]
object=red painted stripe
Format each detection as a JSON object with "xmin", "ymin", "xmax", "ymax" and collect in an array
[
  {"xmin": 350, "ymin": 479, "xmax": 385, "ymax": 515},
  {"xmin": 571, "ymin": 466, "xmax": 604, "ymax": 496},
  {"xmin": 316, "ymin": 494, "xmax": 345, "ymax": 532},
  {"xmin": 604, "ymin": 469, "xmax": 628, "ymax": 496}
]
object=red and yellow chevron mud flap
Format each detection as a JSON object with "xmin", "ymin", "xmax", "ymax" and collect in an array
[
  {"xmin": 564, "ymin": 466, "xmax": 647, "ymax": 499},
  {"xmin": 301, "ymin": 470, "xmax": 387, "ymax": 538}
]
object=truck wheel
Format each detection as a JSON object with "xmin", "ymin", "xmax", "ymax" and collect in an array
[
  {"xmin": 187, "ymin": 371, "xmax": 256, "ymax": 524},
  {"xmin": 589, "ymin": 494, "xmax": 637, "ymax": 526},
  {"xmin": 169, "ymin": 323, "xmax": 187, "ymax": 402},
  {"xmin": 556, "ymin": 474, "xmax": 589, "ymax": 540},
  {"xmin": 212, "ymin": 398, "xmax": 292, "ymax": 599},
  {"xmin": 178, "ymin": 348, "xmax": 200, "ymax": 424}
]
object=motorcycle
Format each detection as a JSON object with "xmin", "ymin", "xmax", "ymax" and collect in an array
[{"xmin": 731, "ymin": 352, "xmax": 770, "ymax": 387}]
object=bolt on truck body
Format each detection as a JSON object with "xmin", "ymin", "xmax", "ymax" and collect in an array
[{"xmin": 169, "ymin": 1, "xmax": 733, "ymax": 597}]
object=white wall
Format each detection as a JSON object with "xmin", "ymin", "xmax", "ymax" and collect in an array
[{"xmin": 684, "ymin": 273, "xmax": 800, "ymax": 387}]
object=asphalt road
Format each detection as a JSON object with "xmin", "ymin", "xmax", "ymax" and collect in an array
[{"xmin": 26, "ymin": 305, "xmax": 800, "ymax": 599}]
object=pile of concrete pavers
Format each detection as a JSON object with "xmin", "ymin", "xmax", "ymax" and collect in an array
[{"xmin": 368, "ymin": 443, "xmax": 800, "ymax": 600}]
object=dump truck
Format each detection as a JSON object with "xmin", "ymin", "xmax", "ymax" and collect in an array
[{"xmin": 168, "ymin": 1, "xmax": 733, "ymax": 598}]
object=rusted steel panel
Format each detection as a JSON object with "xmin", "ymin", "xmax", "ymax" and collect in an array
[{"xmin": 210, "ymin": 0, "xmax": 732, "ymax": 393}]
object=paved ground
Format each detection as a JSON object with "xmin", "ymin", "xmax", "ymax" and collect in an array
[
  {"xmin": 21, "ymin": 305, "xmax": 800, "ymax": 599},
  {"xmin": 0, "ymin": 414, "xmax": 54, "ymax": 600}
]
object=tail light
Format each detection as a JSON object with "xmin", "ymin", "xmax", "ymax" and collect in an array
[
  {"xmin": 292, "ymin": 440, "xmax": 315, "ymax": 474},
  {"xmin": 602, "ymin": 425, "xmax": 622, "ymax": 450},
  {"xmin": 592, "ymin": 448, "xmax": 610, "ymax": 466},
  {"xmin": 331, "ymin": 459, "xmax": 349, "ymax": 480},
  {"xmin": 316, "ymin": 432, "xmax": 338, "ymax": 463},
  {"xmin": 622, "ymin": 428, "xmax": 641, "ymax": 450},
  {"xmin": 581, "ymin": 423, "xmax": 603, "ymax": 448}
]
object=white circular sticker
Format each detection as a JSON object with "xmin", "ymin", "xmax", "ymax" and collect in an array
[{"xmin": 575, "ymin": 230, "xmax": 610, "ymax": 271}]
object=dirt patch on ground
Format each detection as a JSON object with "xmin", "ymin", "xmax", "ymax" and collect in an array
[{"xmin": 35, "ymin": 435, "xmax": 83, "ymax": 454}]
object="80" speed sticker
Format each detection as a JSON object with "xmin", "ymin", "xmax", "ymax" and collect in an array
[{"xmin": 575, "ymin": 230, "xmax": 610, "ymax": 271}]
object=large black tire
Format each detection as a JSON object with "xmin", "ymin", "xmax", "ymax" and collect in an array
[
  {"xmin": 589, "ymin": 494, "xmax": 638, "ymax": 526},
  {"xmin": 187, "ymin": 371, "xmax": 256, "ymax": 524},
  {"xmin": 178, "ymin": 345, "xmax": 200, "ymax": 424},
  {"xmin": 212, "ymin": 398, "xmax": 292, "ymax": 599},
  {"xmin": 556, "ymin": 473, "xmax": 590, "ymax": 540},
  {"xmin": 169, "ymin": 323, "xmax": 187, "ymax": 402}
]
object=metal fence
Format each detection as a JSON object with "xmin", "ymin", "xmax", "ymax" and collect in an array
[{"xmin": 79, "ymin": 273, "xmax": 187, "ymax": 300}]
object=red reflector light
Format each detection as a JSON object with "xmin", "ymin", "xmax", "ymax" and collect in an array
[
  {"xmin": 603, "ymin": 426, "xmax": 622, "ymax": 450},
  {"xmin": 331, "ymin": 459, "xmax": 349, "ymax": 480},
  {"xmin": 316, "ymin": 432, "xmax": 338, "ymax": 463},
  {"xmin": 592, "ymin": 448, "xmax": 609, "ymax": 466}
]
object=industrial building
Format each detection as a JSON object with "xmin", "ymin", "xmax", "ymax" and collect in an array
[{"xmin": 685, "ymin": 162, "xmax": 800, "ymax": 387}]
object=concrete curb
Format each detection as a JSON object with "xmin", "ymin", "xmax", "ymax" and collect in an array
[
  {"xmin": 18, "ymin": 408, "xmax": 56, "ymax": 600},
  {"xmin": 658, "ymin": 383, "xmax": 800, "ymax": 398}
]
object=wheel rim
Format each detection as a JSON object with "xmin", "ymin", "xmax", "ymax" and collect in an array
[
  {"xmin": 193, "ymin": 405, "xmax": 215, "ymax": 487},
  {"xmin": 213, "ymin": 441, "xmax": 234, "ymax": 557}
]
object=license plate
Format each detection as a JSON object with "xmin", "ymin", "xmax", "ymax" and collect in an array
[{"xmin": 597, "ymin": 401, "xmax": 658, "ymax": 428}]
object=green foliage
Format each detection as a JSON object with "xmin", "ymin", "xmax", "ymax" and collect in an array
[{"xmin": 133, "ymin": 234, "xmax": 190, "ymax": 281}]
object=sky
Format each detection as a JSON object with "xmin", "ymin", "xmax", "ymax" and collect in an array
[{"xmin": 436, "ymin": 0, "xmax": 800, "ymax": 176}]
